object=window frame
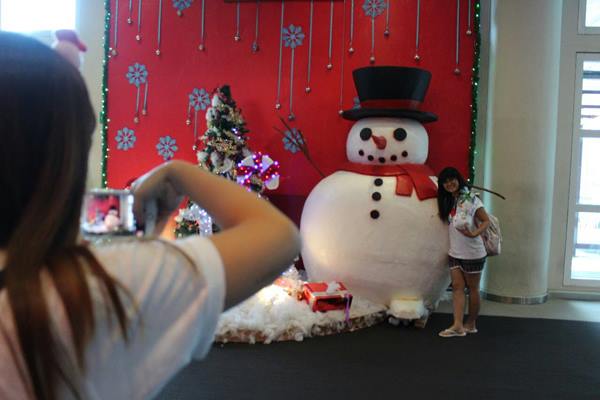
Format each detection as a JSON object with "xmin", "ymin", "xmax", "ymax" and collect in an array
[
  {"xmin": 579, "ymin": 0, "xmax": 600, "ymax": 34},
  {"xmin": 564, "ymin": 52, "xmax": 600, "ymax": 287}
]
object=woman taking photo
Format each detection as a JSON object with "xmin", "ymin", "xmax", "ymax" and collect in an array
[
  {"xmin": 437, "ymin": 167, "xmax": 490, "ymax": 338},
  {"xmin": 0, "ymin": 31, "xmax": 300, "ymax": 399}
]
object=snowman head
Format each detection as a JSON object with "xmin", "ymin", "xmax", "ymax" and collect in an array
[{"xmin": 346, "ymin": 117, "xmax": 428, "ymax": 165}]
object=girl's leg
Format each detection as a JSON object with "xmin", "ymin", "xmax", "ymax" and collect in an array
[
  {"xmin": 464, "ymin": 272, "xmax": 482, "ymax": 330},
  {"xmin": 449, "ymin": 268, "xmax": 466, "ymax": 332}
]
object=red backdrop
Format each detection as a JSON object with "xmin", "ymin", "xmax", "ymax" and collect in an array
[{"xmin": 105, "ymin": 0, "xmax": 477, "ymax": 196}]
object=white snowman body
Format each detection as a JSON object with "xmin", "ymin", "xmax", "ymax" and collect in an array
[{"xmin": 300, "ymin": 117, "xmax": 449, "ymax": 319}]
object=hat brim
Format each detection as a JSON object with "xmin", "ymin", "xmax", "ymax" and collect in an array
[{"xmin": 342, "ymin": 108, "xmax": 438, "ymax": 123}]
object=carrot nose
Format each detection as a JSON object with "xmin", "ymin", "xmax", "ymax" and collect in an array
[{"xmin": 371, "ymin": 135, "xmax": 387, "ymax": 150}]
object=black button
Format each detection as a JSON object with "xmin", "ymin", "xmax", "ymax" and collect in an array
[
  {"xmin": 393, "ymin": 128, "xmax": 407, "ymax": 141},
  {"xmin": 378, "ymin": 157, "xmax": 386, "ymax": 164},
  {"xmin": 374, "ymin": 178, "xmax": 383, "ymax": 186},
  {"xmin": 358, "ymin": 150, "xmax": 364, "ymax": 156},
  {"xmin": 372, "ymin": 192, "xmax": 381, "ymax": 201},
  {"xmin": 402, "ymin": 151, "xmax": 408, "ymax": 157},
  {"xmin": 368, "ymin": 155, "xmax": 374, "ymax": 161},
  {"xmin": 391, "ymin": 155, "xmax": 397, "ymax": 161},
  {"xmin": 370, "ymin": 210, "xmax": 380, "ymax": 219}
]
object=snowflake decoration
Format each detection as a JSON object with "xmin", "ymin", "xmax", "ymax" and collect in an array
[
  {"xmin": 362, "ymin": 0, "xmax": 387, "ymax": 18},
  {"xmin": 156, "ymin": 135, "xmax": 179, "ymax": 160},
  {"xmin": 353, "ymin": 96, "xmax": 361, "ymax": 109},
  {"xmin": 282, "ymin": 128, "xmax": 304, "ymax": 154},
  {"xmin": 189, "ymin": 88, "xmax": 211, "ymax": 112},
  {"xmin": 172, "ymin": 0, "xmax": 193, "ymax": 12},
  {"xmin": 126, "ymin": 63, "xmax": 148, "ymax": 87},
  {"xmin": 282, "ymin": 25, "xmax": 305, "ymax": 49},
  {"xmin": 115, "ymin": 127, "xmax": 136, "ymax": 150}
]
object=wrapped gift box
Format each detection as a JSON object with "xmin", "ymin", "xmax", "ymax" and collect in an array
[{"xmin": 302, "ymin": 282, "xmax": 353, "ymax": 312}]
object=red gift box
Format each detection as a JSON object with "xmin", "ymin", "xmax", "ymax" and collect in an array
[{"xmin": 302, "ymin": 282, "xmax": 353, "ymax": 312}]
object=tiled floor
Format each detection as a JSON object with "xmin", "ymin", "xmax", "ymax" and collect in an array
[{"xmin": 435, "ymin": 297, "xmax": 600, "ymax": 323}]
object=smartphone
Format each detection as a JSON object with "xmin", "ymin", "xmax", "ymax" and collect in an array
[{"xmin": 80, "ymin": 189, "xmax": 143, "ymax": 240}]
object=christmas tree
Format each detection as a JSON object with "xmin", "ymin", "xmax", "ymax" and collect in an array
[{"xmin": 175, "ymin": 85, "xmax": 279, "ymax": 237}]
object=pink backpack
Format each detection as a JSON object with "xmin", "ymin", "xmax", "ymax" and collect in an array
[{"xmin": 481, "ymin": 213, "xmax": 502, "ymax": 256}]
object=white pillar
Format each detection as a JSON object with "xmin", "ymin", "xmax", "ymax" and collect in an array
[{"xmin": 481, "ymin": 0, "xmax": 562, "ymax": 303}]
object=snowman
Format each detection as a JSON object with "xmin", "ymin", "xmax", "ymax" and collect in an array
[{"xmin": 300, "ymin": 66, "xmax": 449, "ymax": 322}]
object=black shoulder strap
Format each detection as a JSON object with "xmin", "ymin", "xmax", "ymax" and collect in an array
[{"xmin": 0, "ymin": 269, "xmax": 4, "ymax": 290}]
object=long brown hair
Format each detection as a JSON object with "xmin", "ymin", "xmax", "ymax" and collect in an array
[{"xmin": 0, "ymin": 32, "xmax": 128, "ymax": 399}]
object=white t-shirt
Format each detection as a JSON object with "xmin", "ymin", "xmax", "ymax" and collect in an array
[
  {"xmin": 0, "ymin": 235, "xmax": 225, "ymax": 400},
  {"xmin": 448, "ymin": 189, "xmax": 487, "ymax": 260}
]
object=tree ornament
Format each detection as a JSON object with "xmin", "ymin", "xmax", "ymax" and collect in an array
[
  {"xmin": 234, "ymin": 35, "xmax": 241, "ymax": 42},
  {"xmin": 414, "ymin": 54, "xmax": 421, "ymax": 61},
  {"xmin": 134, "ymin": 115, "xmax": 139, "ymax": 123},
  {"xmin": 236, "ymin": 152, "xmax": 281, "ymax": 191},
  {"xmin": 110, "ymin": 48, "xmax": 118, "ymax": 56},
  {"xmin": 348, "ymin": 47, "xmax": 355, "ymax": 54},
  {"xmin": 338, "ymin": 0, "xmax": 348, "ymax": 114},
  {"xmin": 198, "ymin": 44, "xmax": 205, "ymax": 51},
  {"xmin": 327, "ymin": 63, "xmax": 333, "ymax": 70},
  {"xmin": 234, "ymin": 0, "xmax": 241, "ymax": 42},
  {"xmin": 338, "ymin": 109, "xmax": 344, "ymax": 115},
  {"xmin": 112, "ymin": 0, "xmax": 120, "ymax": 55},
  {"xmin": 466, "ymin": 0, "xmax": 472, "ymax": 35},
  {"xmin": 305, "ymin": 87, "xmax": 311, "ymax": 93},
  {"xmin": 186, "ymin": 119, "xmax": 192, "ymax": 126},
  {"xmin": 135, "ymin": 34, "xmax": 141, "ymax": 41},
  {"xmin": 127, "ymin": 0, "xmax": 133, "ymax": 24},
  {"xmin": 127, "ymin": 17, "xmax": 133, "ymax": 24},
  {"xmin": 288, "ymin": 113, "xmax": 295, "ymax": 121},
  {"xmin": 370, "ymin": 56, "xmax": 376, "ymax": 64},
  {"xmin": 454, "ymin": 67, "xmax": 461, "ymax": 75},
  {"xmin": 155, "ymin": 49, "xmax": 161, "ymax": 56},
  {"xmin": 275, "ymin": 103, "xmax": 281, "ymax": 110},
  {"xmin": 384, "ymin": 0, "xmax": 390, "ymax": 37}
]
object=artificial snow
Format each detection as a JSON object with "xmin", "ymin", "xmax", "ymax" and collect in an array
[{"xmin": 215, "ymin": 280, "xmax": 386, "ymax": 344}]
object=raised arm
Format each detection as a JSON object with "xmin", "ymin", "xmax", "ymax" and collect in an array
[{"xmin": 132, "ymin": 160, "xmax": 301, "ymax": 309}]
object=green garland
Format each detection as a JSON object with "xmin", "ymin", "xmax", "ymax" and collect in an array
[
  {"xmin": 100, "ymin": 0, "xmax": 111, "ymax": 188},
  {"xmin": 468, "ymin": 0, "xmax": 482, "ymax": 184}
]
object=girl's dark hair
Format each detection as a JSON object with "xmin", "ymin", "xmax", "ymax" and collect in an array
[
  {"xmin": 0, "ymin": 32, "xmax": 128, "ymax": 399},
  {"xmin": 437, "ymin": 167, "xmax": 469, "ymax": 222}
]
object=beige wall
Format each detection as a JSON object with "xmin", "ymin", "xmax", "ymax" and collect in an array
[{"xmin": 77, "ymin": 0, "xmax": 105, "ymax": 189}]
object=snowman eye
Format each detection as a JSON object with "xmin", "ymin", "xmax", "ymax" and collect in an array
[
  {"xmin": 359, "ymin": 128, "xmax": 372, "ymax": 141},
  {"xmin": 393, "ymin": 128, "xmax": 407, "ymax": 141}
]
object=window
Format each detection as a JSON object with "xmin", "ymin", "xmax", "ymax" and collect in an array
[
  {"xmin": 579, "ymin": 0, "xmax": 600, "ymax": 34},
  {"xmin": 565, "ymin": 54, "xmax": 600, "ymax": 286},
  {"xmin": 0, "ymin": 0, "xmax": 76, "ymax": 42}
]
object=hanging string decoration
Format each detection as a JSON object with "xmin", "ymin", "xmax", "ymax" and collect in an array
[
  {"xmin": 384, "ymin": 0, "xmax": 390, "ymax": 37},
  {"xmin": 282, "ymin": 24, "xmax": 305, "ymax": 121},
  {"xmin": 454, "ymin": 0, "xmax": 461, "ymax": 74},
  {"xmin": 125, "ymin": 62, "xmax": 149, "ymax": 123},
  {"xmin": 156, "ymin": 0, "xmax": 163, "ymax": 56},
  {"xmin": 466, "ymin": 0, "xmax": 472, "ymax": 35},
  {"xmin": 156, "ymin": 135, "xmax": 179, "ymax": 160},
  {"xmin": 198, "ymin": 0, "xmax": 206, "ymax": 50},
  {"xmin": 252, "ymin": 0, "xmax": 260, "ymax": 52},
  {"xmin": 327, "ymin": 0, "xmax": 334, "ymax": 70},
  {"xmin": 275, "ymin": 0, "xmax": 285, "ymax": 110},
  {"xmin": 115, "ymin": 127, "xmax": 137, "ymax": 150},
  {"xmin": 414, "ymin": 0, "xmax": 421, "ymax": 61},
  {"xmin": 236, "ymin": 152, "xmax": 281, "ymax": 192},
  {"xmin": 348, "ymin": 0, "xmax": 355, "ymax": 54},
  {"xmin": 305, "ymin": 0, "xmax": 314, "ymax": 93},
  {"xmin": 111, "ymin": 0, "xmax": 120, "ymax": 56},
  {"xmin": 338, "ymin": 0, "xmax": 347, "ymax": 115},
  {"xmin": 362, "ymin": 0, "xmax": 387, "ymax": 64},
  {"xmin": 234, "ymin": 0, "xmax": 241, "ymax": 41},
  {"xmin": 186, "ymin": 87, "xmax": 211, "ymax": 146},
  {"xmin": 173, "ymin": 0, "xmax": 192, "ymax": 16},
  {"xmin": 127, "ymin": 0, "xmax": 133, "ymax": 24},
  {"xmin": 136, "ymin": 0, "xmax": 143, "ymax": 41}
]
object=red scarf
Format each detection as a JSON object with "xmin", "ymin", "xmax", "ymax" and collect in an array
[{"xmin": 340, "ymin": 163, "xmax": 437, "ymax": 201}]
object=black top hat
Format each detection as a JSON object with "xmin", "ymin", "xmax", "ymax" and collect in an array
[{"xmin": 342, "ymin": 66, "xmax": 437, "ymax": 123}]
